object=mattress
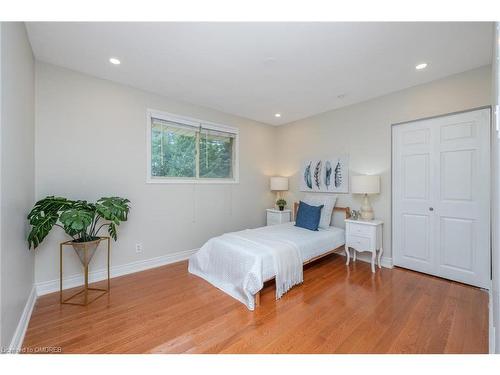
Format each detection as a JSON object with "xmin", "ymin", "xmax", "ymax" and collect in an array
[{"xmin": 250, "ymin": 222, "xmax": 345, "ymax": 280}]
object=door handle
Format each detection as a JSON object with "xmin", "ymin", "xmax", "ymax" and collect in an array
[{"xmin": 429, "ymin": 207, "xmax": 434, "ymax": 211}]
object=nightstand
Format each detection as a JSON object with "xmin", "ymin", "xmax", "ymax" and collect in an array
[
  {"xmin": 345, "ymin": 219, "xmax": 383, "ymax": 273},
  {"xmin": 266, "ymin": 208, "xmax": 291, "ymax": 226}
]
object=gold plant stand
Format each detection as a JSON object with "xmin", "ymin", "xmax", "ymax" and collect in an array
[{"xmin": 60, "ymin": 236, "xmax": 110, "ymax": 306}]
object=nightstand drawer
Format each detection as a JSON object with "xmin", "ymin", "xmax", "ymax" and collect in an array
[
  {"xmin": 347, "ymin": 234, "xmax": 372, "ymax": 252},
  {"xmin": 266, "ymin": 210, "xmax": 291, "ymax": 226},
  {"xmin": 267, "ymin": 214, "xmax": 282, "ymax": 225},
  {"xmin": 348, "ymin": 222, "xmax": 374, "ymax": 237}
]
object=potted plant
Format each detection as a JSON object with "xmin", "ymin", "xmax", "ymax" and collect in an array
[
  {"xmin": 27, "ymin": 196, "xmax": 130, "ymax": 266},
  {"xmin": 276, "ymin": 198, "xmax": 287, "ymax": 211}
]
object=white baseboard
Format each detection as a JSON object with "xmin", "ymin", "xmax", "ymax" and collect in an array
[
  {"xmin": 35, "ymin": 248, "xmax": 198, "ymax": 296},
  {"xmin": 8, "ymin": 286, "xmax": 37, "ymax": 353}
]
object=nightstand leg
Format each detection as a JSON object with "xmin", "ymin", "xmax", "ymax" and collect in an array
[
  {"xmin": 345, "ymin": 245, "xmax": 350, "ymax": 265},
  {"xmin": 353, "ymin": 250, "xmax": 357, "ymax": 262},
  {"xmin": 378, "ymin": 247, "xmax": 383, "ymax": 269},
  {"xmin": 371, "ymin": 251, "xmax": 376, "ymax": 273}
]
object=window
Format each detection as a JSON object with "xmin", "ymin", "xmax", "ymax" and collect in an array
[{"xmin": 147, "ymin": 110, "xmax": 239, "ymax": 183}]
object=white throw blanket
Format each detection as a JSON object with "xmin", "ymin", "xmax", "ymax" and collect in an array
[{"xmin": 188, "ymin": 227, "xmax": 303, "ymax": 310}]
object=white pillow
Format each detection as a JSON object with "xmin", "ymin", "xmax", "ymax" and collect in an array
[{"xmin": 303, "ymin": 194, "xmax": 337, "ymax": 229}]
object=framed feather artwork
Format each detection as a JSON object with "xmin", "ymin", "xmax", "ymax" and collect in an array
[{"xmin": 299, "ymin": 155, "xmax": 349, "ymax": 193}]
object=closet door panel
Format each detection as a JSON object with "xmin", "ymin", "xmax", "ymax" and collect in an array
[
  {"xmin": 393, "ymin": 122, "xmax": 435, "ymax": 274},
  {"xmin": 434, "ymin": 109, "xmax": 490, "ymax": 288}
]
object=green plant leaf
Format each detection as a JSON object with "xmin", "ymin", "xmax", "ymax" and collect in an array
[
  {"xmin": 95, "ymin": 197, "xmax": 130, "ymax": 240},
  {"xmin": 27, "ymin": 196, "xmax": 75, "ymax": 249},
  {"xmin": 96, "ymin": 197, "xmax": 130, "ymax": 222},
  {"xmin": 27, "ymin": 211, "xmax": 59, "ymax": 249},
  {"xmin": 59, "ymin": 209, "xmax": 94, "ymax": 238},
  {"xmin": 27, "ymin": 196, "xmax": 72, "ymax": 223}
]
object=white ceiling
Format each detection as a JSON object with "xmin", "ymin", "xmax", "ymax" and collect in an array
[{"xmin": 26, "ymin": 22, "xmax": 493, "ymax": 125}]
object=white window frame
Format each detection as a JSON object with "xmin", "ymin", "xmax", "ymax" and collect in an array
[{"xmin": 146, "ymin": 109, "xmax": 240, "ymax": 184}]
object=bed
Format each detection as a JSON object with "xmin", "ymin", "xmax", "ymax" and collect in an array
[{"xmin": 188, "ymin": 202, "xmax": 350, "ymax": 310}]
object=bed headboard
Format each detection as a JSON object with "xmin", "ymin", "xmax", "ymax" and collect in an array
[{"xmin": 293, "ymin": 201, "xmax": 351, "ymax": 223}]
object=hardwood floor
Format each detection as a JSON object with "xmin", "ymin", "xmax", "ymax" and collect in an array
[{"xmin": 22, "ymin": 254, "xmax": 489, "ymax": 353}]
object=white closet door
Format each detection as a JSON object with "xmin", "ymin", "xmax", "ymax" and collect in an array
[
  {"xmin": 393, "ymin": 119, "xmax": 436, "ymax": 275},
  {"xmin": 393, "ymin": 108, "xmax": 490, "ymax": 288}
]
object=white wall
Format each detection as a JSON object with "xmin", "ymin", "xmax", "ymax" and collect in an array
[
  {"xmin": 276, "ymin": 66, "xmax": 492, "ymax": 263},
  {"xmin": 34, "ymin": 62, "xmax": 276, "ymax": 285},
  {"xmin": 0, "ymin": 22, "xmax": 35, "ymax": 347}
]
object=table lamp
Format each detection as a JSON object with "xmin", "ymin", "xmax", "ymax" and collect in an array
[
  {"xmin": 351, "ymin": 175, "xmax": 380, "ymax": 220},
  {"xmin": 270, "ymin": 176, "xmax": 289, "ymax": 203}
]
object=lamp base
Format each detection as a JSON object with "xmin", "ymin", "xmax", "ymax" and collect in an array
[{"xmin": 360, "ymin": 194, "xmax": 374, "ymax": 220}]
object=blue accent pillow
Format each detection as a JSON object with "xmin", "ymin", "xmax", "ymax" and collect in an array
[{"xmin": 295, "ymin": 201, "xmax": 324, "ymax": 231}]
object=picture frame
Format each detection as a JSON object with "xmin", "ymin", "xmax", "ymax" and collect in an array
[{"xmin": 300, "ymin": 155, "xmax": 349, "ymax": 193}]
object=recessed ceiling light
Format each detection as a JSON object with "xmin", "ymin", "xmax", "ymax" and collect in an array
[
  {"xmin": 274, "ymin": 113, "xmax": 281, "ymax": 118},
  {"xmin": 109, "ymin": 57, "xmax": 121, "ymax": 65},
  {"xmin": 415, "ymin": 63, "xmax": 428, "ymax": 70}
]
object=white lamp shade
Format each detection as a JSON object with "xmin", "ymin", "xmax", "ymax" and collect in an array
[
  {"xmin": 270, "ymin": 176, "xmax": 289, "ymax": 191},
  {"xmin": 351, "ymin": 175, "xmax": 380, "ymax": 194}
]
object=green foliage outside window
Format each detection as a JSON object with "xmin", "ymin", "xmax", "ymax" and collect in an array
[
  {"xmin": 151, "ymin": 123, "xmax": 196, "ymax": 177},
  {"xmin": 151, "ymin": 120, "xmax": 235, "ymax": 180},
  {"xmin": 199, "ymin": 133, "xmax": 233, "ymax": 179}
]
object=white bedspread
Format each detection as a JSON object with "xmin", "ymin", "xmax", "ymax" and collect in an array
[
  {"xmin": 188, "ymin": 223, "xmax": 345, "ymax": 310},
  {"xmin": 188, "ymin": 227, "xmax": 303, "ymax": 310},
  {"xmin": 231, "ymin": 229, "xmax": 303, "ymax": 301}
]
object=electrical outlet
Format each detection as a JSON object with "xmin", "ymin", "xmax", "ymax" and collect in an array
[{"xmin": 135, "ymin": 243, "xmax": 143, "ymax": 253}]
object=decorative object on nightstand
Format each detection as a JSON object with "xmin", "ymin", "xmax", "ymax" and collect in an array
[
  {"xmin": 345, "ymin": 219, "xmax": 383, "ymax": 273},
  {"xmin": 350, "ymin": 209, "xmax": 360, "ymax": 220},
  {"xmin": 276, "ymin": 198, "xmax": 287, "ymax": 211},
  {"xmin": 270, "ymin": 176, "xmax": 289, "ymax": 208},
  {"xmin": 266, "ymin": 208, "xmax": 291, "ymax": 226},
  {"xmin": 351, "ymin": 175, "xmax": 380, "ymax": 220}
]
